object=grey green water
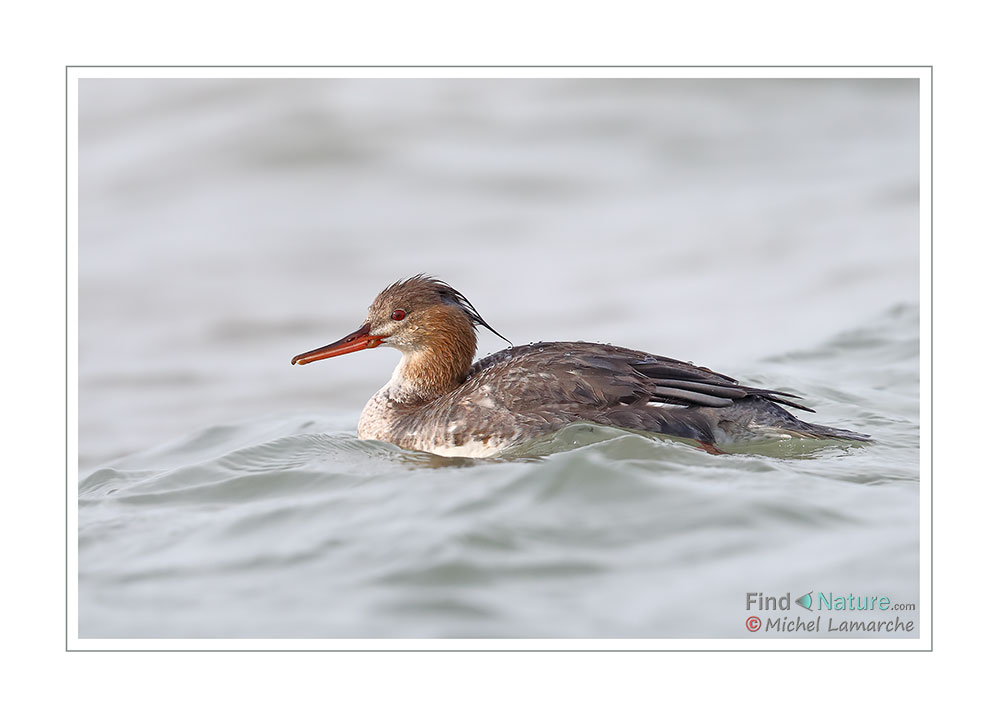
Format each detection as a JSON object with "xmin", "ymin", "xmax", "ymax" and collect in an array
[{"xmin": 78, "ymin": 78, "xmax": 920, "ymax": 638}]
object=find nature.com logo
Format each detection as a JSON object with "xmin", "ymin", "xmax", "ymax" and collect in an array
[{"xmin": 744, "ymin": 591, "xmax": 917, "ymax": 634}]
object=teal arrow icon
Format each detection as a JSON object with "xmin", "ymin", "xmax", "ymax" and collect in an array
[{"xmin": 795, "ymin": 592, "xmax": 813, "ymax": 611}]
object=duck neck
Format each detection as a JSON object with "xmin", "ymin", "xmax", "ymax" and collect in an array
[{"xmin": 387, "ymin": 319, "xmax": 477, "ymax": 405}]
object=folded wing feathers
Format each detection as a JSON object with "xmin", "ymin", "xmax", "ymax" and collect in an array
[
  {"xmin": 631, "ymin": 361, "xmax": 737, "ymax": 384},
  {"xmin": 631, "ymin": 359, "xmax": 815, "ymax": 413},
  {"xmin": 651, "ymin": 387, "xmax": 735, "ymax": 408},
  {"xmin": 654, "ymin": 379, "xmax": 748, "ymax": 399}
]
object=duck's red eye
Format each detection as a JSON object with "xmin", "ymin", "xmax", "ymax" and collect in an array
[{"xmin": 391, "ymin": 309, "xmax": 406, "ymax": 321}]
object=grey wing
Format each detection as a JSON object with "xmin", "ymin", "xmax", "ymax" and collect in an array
[
  {"xmin": 471, "ymin": 342, "xmax": 812, "ymax": 413},
  {"xmin": 626, "ymin": 354, "xmax": 815, "ymax": 412},
  {"xmin": 467, "ymin": 342, "xmax": 813, "ymax": 444}
]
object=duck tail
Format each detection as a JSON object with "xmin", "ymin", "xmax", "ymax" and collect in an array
[{"xmin": 792, "ymin": 421, "xmax": 873, "ymax": 442}]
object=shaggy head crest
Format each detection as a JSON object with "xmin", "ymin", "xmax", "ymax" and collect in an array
[{"xmin": 376, "ymin": 274, "xmax": 511, "ymax": 345}]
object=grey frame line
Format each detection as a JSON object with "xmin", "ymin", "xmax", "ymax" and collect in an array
[{"xmin": 66, "ymin": 65, "xmax": 932, "ymax": 652}]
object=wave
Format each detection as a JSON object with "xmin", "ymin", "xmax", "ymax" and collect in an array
[{"xmin": 78, "ymin": 304, "xmax": 919, "ymax": 637}]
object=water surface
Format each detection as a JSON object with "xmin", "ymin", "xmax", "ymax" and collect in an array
[{"xmin": 78, "ymin": 78, "xmax": 920, "ymax": 638}]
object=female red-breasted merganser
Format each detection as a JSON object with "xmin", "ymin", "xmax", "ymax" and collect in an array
[{"xmin": 292, "ymin": 275, "xmax": 870, "ymax": 457}]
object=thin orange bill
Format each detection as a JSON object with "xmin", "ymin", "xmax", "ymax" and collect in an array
[{"xmin": 292, "ymin": 323, "xmax": 385, "ymax": 365}]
